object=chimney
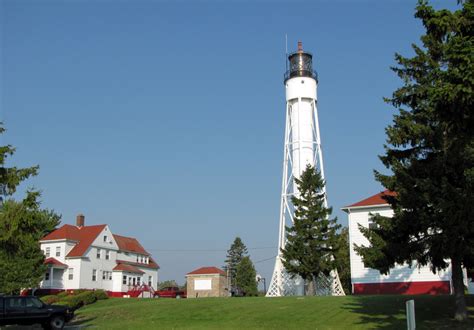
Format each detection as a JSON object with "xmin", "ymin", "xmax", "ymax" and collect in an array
[{"xmin": 76, "ymin": 214, "xmax": 85, "ymax": 227}]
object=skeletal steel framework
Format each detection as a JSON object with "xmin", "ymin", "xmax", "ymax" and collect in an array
[{"xmin": 266, "ymin": 42, "xmax": 345, "ymax": 297}]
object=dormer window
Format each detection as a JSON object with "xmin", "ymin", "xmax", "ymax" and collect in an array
[
  {"xmin": 45, "ymin": 247, "xmax": 50, "ymax": 258},
  {"xmin": 56, "ymin": 246, "xmax": 60, "ymax": 257}
]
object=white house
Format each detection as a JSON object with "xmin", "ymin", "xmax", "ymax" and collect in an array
[
  {"xmin": 38, "ymin": 214, "xmax": 159, "ymax": 297},
  {"xmin": 342, "ymin": 190, "xmax": 453, "ymax": 295}
]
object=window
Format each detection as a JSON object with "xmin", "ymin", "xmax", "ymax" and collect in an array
[
  {"xmin": 97, "ymin": 248, "xmax": 101, "ymax": 259},
  {"xmin": 136, "ymin": 255, "xmax": 139, "ymax": 263},
  {"xmin": 128, "ymin": 277, "xmax": 131, "ymax": 285},
  {"xmin": 68, "ymin": 268, "xmax": 73, "ymax": 280},
  {"xmin": 45, "ymin": 272, "xmax": 50, "ymax": 281},
  {"xmin": 56, "ymin": 246, "xmax": 60, "ymax": 257},
  {"xmin": 148, "ymin": 276, "xmax": 152, "ymax": 287},
  {"xmin": 25, "ymin": 297, "xmax": 42, "ymax": 308},
  {"xmin": 45, "ymin": 247, "xmax": 50, "ymax": 258},
  {"xmin": 123, "ymin": 275, "xmax": 127, "ymax": 285},
  {"xmin": 92, "ymin": 269, "xmax": 97, "ymax": 281},
  {"xmin": 6, "ymin": 298, "xmax": 24, "ymax": 310},
  {"xmin": 132, "ymin": 277, "xmax": 136, "ymax": 286},
  {"xmin": 105, "ymin": 250, "xmax": 110, "ymax": 260},
  {"xmin": 368, "ymin": 217, "xmax": 378, "ymax": 230},
  {"xmin": 103, "ymin": 235, "xmax": 108, "ymax": 242},
  {"xmin": 102, "ymin": 271, "xmax": 112, "ymax": 281}
]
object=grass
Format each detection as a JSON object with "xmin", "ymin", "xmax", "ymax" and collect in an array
[{"xmin": 73, "ymin": 294, "xmax": 474, "ymax": 329}]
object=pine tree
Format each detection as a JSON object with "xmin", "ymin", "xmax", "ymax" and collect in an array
[
  {"xmin": 355, "ymin": 1, "xmax": 474, "ymax": 321},
  {"xmin": 235, "ymin": 256, "xmax": 258, "ymax": 297},
  {"xmin": 225, "ymin": 237, "xmax": 248, "ymax": 293},
  {"xmin": 334, "ymin": 227, "xmax": 351, "ymax": 295},
  {"xmin": 281, "ymin": 164, "xmax": 341, "ymax": 295},
  {"xmin": 0, "ymin": 124, "xmax": 60, "ymax": 294}
]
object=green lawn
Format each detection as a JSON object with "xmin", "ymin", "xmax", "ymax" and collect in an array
[{"xmin": 73, "ymin": 295, "xmax": 474, "ymax": 329}]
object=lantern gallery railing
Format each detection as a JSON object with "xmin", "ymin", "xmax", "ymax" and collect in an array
[{"xmin": 284, "ymin": 69, "xmax": 318, "ymax": 83}]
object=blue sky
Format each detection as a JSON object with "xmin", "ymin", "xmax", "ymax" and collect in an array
[{"xmin": 1, "ymin": 0, "xmax": 457, "ymax": 285}]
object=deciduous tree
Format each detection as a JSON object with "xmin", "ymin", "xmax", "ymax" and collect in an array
[
  {"xmin": 355, "ymin": 0, "xmax": 474, "ymax": 321},
  {"xmin": 0, "ymin": 124, "xmax": 60, "ymax": 294}
]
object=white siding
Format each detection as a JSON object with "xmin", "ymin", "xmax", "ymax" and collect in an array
[
  {"xmin": 76, "ymin": 226, "xmax": 119, "ymax": 291},
  {"xmin": 40, "ymin": 225, "xmax": 158, "ymax": 293},
  {"xmin": 347, "ymin": 206, "xmax": 451, "ymax": 285}
]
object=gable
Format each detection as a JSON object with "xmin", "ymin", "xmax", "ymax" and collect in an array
[{"xmin": 41, "ymin": 224, "xmax": 107, "ymax": 258}]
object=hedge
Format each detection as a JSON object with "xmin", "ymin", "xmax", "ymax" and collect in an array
[
  {"xmin": 93, "ymin": 290, "xmax": 109, "ymax": 300},
  {"xmin": 56, "ymin": 295, "xmax": 84, "ymax": 310},
  {"xmin": 56, "ymin": 291, "xmax": 69, "ymax": 298},
  {"xmin": 40, "ymin": 295, "xmax": 60, "ymax": 305},
  {"xmin": 76, "ymin": 291, "xmax": 97, "ymax": 305}
]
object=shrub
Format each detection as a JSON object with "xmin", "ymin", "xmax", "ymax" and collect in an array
[
  {"xmin": 58, "ymin": 295, "xmax": 83, "ymax": 310},
  {"xmin": 40, "ymin": 295, "xmax": 60, "ymax": 305},
  {"xmin": 76, "ymin": 291, "xmax": 97, "ymax": 305},
  {"xmin": 93, "ymin": 290, "xmax": 109, "ymax": 300},
  {"xmin": 71, "ymin": 289, "xmax": 86, "ymax": 295},
  {"xmin": 56, "ymin": 291, "xmax": 69, "ymax": 298}
]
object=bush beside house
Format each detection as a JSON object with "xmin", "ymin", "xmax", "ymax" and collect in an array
[{"xmin": 40, "ymin": 290, "xmax": 108, "ymax": 310}]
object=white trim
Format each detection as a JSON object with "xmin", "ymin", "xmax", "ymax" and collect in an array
[{"xmin": 341, "ymin": 204, "xmax": 390, "ymax": 212}]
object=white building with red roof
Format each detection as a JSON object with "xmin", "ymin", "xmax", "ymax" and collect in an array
[
  {"xmin": 185, "ymin": 267, "xmax": 229, "ymax": 298},
  {"xmin": 342, "ymin": 190, "xmax": 453, "ymax": 295},
  {"xmin": 38, "ymin": 214, "xmax": 159, "ymax": 297}
]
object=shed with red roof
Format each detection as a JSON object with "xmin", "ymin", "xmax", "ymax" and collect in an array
[{"xmin": 185, "ymin": 267, "xmax": 228, "ymax": 298}]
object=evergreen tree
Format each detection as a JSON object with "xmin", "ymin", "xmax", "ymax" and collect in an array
[
  {"xmin": 235, "ymin": 256, "xmax": 258, "ymax": 296},
  {"xmin": 355, "ymin": 1, "xmax": 474, "ymax": 321},
  {"xmin": 281, "ymin": 164, "xmax": 341, "ymax": 295},
  {"xmin": 225, "ymin": 237, "xmax": 248, "ymax": 292},
  {"xmin": 334, "ymin": 227, "xmax": 351, "ymax": 295},
  {"xmin": 0, "ymin": 124, "xmax": 60, "ymax": 294}
]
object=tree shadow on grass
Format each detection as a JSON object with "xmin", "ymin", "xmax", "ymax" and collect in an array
[
  {"xmin": 0, "ymin": 316, "xmax": 95, "ymax": 329},
  {"xmin": 342, "ymin": 294, "xmax": 474, "ymax": 330}
]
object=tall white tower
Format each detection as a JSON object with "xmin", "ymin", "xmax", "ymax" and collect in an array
[{"xmin": 266, "ymin": 42, "xmax": 345, "ymax": 297}]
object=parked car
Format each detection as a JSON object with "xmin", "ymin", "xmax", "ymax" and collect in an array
[
  {"xmin": 0, "ymin": 295, "xmax": 74, "ymax": 329},
  {"xmin": 154, "ymin": 286, "xmax": 186, "ymax": 298}
]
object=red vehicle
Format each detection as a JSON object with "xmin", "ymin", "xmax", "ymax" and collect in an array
[{"xmin": 154, "ymin": 286, "xmax": 186, "ymax": 299}]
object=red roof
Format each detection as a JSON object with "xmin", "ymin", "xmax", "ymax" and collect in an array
[
  {"xmin": 113, "ymin": 234, "xmax": 149, "ymax": 256},
  {"xmin": 345, "ymin": 190, "xmax": 396, "ymax": 208},
  {"xmin": 44, "ymin": 258, "xmax": 68, "ymax": 268},
  {"xmin": 113, "ymin": 263, "xmax": 145, "ymax": 274},
  {"xmin": 41, "ymin": 224, "xmax": 106, "ymax": 257},
  {"xmin": 116, "ymin": 259, "xmax": 160, "ymax": 270},
  {"xmin": 187, "ymin": 266, "xmax": 226, "ymax": 276},
  {"xmin": 40, "ymin": 224, "xmax": 156, "ymax": 263}
]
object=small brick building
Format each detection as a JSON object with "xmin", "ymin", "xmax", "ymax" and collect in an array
[{"xmin": 186, "ymin": 267, "xmax": 228, "ymax": 298}]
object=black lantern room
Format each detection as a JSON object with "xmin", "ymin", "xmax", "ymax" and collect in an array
[{"xmin": 284, "ymin": 41, "xmax": 318, "ymax": 82}]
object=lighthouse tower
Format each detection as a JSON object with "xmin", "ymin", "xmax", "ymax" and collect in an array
[{"xmin": 266, "ymin": 42, "xmax": 345, "ymax": 297}]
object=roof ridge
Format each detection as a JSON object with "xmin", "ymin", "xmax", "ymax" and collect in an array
[{"xmin": 343, "ymin": 190, "xmax": 396, "ymax": 209}]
